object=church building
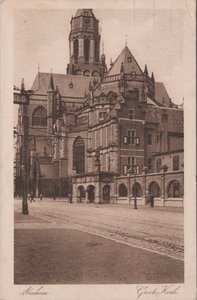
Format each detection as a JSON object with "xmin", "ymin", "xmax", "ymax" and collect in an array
[{"xmin": 15, "ymin": 9, "xmax": 184, "ymax": 207}]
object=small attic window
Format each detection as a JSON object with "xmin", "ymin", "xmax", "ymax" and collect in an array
[
  {"xmin": 127, "ymin": 57, "xmax": 132, "ymax": 63},
  {"xmin": 84, "ymin": 11, "xmax": 88, "ymax": 16},
  {"xmin": 131, "ymin": 71, "xmax": 136, "ymax": 77},
  {"xmin": 69, "ymin": 81, "xmax": 73, "ymax": 88}
]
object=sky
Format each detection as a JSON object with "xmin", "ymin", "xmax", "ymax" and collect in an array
[{"xmin": 14, "ymin": 7, "xmax": 185, "ymax": 105}]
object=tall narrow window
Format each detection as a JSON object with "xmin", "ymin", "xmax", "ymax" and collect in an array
[
  {"xmin": 148, "ymin": 134, "xmax": 152, "ymax": 145},
  {"xmin": 84, "ymin": 38, "xmax": 90, "ymax": 62},
  {"xmin": 148, "ymin": 158, "xmax": 152, "ymax": 172},
  {"xmin": 156, "ymin": 158, "xmax": 162, "ymax": 172},
  {"xmin": 129, "ymin": 109, "xmax": 134, "ymax": 119},
  {"xmin": 128, "ymin": 130, "xmax": 136, "ymax": 144},
  {"xmin": 74, "ymin": 39, "xmax": 79, "ymax": 61},
  {"xmin": 173, "ymin": 155, "xmax": 179, "ymax": 171},
  {"xmin": 32, "ymin": 106, "xmax": 47, "ymax": 127},
  {"xmin": 73, "ymin": 136, "xmax": 85, "ymax": 174},
  {"xmin": 95, "ymin": 41, "xmax": 99, "ymax": 62}
]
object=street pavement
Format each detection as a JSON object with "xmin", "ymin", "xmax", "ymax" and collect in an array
[{"xmin": 14, "ymin": 198, "xmax": 184, "ymax": 260}]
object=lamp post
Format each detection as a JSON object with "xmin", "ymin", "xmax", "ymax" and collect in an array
[
  {"xmin": 14, "ymin": 80, "xmax": 30, "ymax": 215},
  {"xmin": 160, "ymin": 164, "xmax": 168, "ymax": 206},
  {"xmin": 127, "ymin": 168, "xmax": 132, "ymax": 205},
  {"xmin": 94, "ymin": 148, "xmax": 101, "ymax": 204},
  {"xmin": 133, "ymin": 166, "xmax": 137, "ymax": 209},
  {"xmin": 127, "ymin": 165, "xmax": 138, "ymax": 209},
  {"xmin": 143, "ymin": 166, "xmax": 148, "ymax": 204},
  {"xmin": 21, "ymin": 116, "xmax": 29, "ymax": 214}
]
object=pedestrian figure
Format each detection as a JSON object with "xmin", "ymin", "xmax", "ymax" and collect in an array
[
  {"xmin": 145, "ymin": 191, "xmax": 151, "ymax": 206},
  {"xmin": 30, "ymin": 192, "xmax": 35, "ymax": 203},
  {"xmin": 40, "ymin": 194, "xmax": 42, "ymax": 201},
  {"xmin": 27, "ymin": 193, "xmax": 31, "ymax": 202},
  {"xmin": 150, "ymin": 193, "xmax": 155, "ymax": 208},
  {"xmin": 68, "ymin": 193, "xmax": 72, "ymax": 203}
]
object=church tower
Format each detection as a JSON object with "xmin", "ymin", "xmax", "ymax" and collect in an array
[{"xmin": 67, "ymin": 9, "xmax": 101, "ymax": 77}]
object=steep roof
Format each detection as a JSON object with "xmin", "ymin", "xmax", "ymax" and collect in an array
[
  {"xmin": 31, "ymin": 72, "xmax": 91, "ymax": 99},
  {"xmin": 107, "ymin": 46, "xmax": 143, "ymax": 76},
  {"xmin": 155, "ymin": 82, "xmax": 170, "ymax": 107},
  {"xmin": 74, "ymin": 9, "xmax": 95, "ymax": 18}
]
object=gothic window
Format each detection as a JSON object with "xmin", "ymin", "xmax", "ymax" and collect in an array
[
  {"xmin": 156, "ymin": 158, "xmax": 162, "ymax": 172},
  {"xmin": 173, "ymin": 155, "xmax": 179, "ymax": 171},
  {"xmin": 74, "ymin": 39, "xmax": 79, "ymax": 61},
  {"xmin": 73, "ymin": 136, "xmax": 85, "ymax": 174},
  {"xmin": 99, "ymin": 112, "xmax": 107, "ymax": 119},
  {"xmin": 119, "ymin": 183, "xmax": 128, "ymax": 197},
  {"xmin": 84, "ymin": 38, "xmax": 90, "ymax": 62},
  {"xmin": 32, "ymin": 106, "xmax": 47, "ymax": 127}
]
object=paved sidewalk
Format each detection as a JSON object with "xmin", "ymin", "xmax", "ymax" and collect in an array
[{"xmin": 15, "ymin": 197, "xmax": 184, "ymax": 213}]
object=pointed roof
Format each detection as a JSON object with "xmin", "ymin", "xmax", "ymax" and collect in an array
[
  {"xmin": 31, "ymin": 72, "xmax": 91, "ymax": 100},
  {"xmin": 21, "ymin": 78, "xmax": 25, "ymax": 92},
  {"xmin": 48, "ymin": 73, "xmax": 55, "ymax": 92},
  {"xmin": 107, "ymin": 46, "xmax": 143, "ymax": 77},
  {"xmin": 74, "ymin": 9, "xmax": 95, "ymax": 18},
  {"xmin": 155, "ymin": 82, "xmax": 170, "ymax": 107}
]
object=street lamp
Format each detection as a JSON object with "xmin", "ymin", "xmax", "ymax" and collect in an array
[
  {"xmin": 94, "ymin": 148, "xmax": 101, "ymax": 204},
  {"xmin": 127, "ymin": 165, "xmax": 138, "ymax": 209},
  {"xmin": 160, "ymin": 164, "xmax": 168, "ymax": 204},
  {"xmin": 143, "ymin": 166, "xmax": 148, "ymax": 203}
]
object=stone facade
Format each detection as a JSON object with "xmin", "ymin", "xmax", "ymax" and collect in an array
[{"xmin": 15, "ymin": 9, "xmax": 184, "ymax": 207}]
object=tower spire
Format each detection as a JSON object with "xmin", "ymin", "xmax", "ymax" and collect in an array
[
  {"xmin": 151, "ymin": 72, "xmax": 155, "ymax": 82},
  {"xmin": 21, "ymin": 78, "xmax": 25, "ymax": 92},
  {"xmin": 48, "ymin": 71, "xmax": 54, "ymax": 91},
  {"xmin": 144, "ymin": 64, "xmax": 148, "ymax": 76}
]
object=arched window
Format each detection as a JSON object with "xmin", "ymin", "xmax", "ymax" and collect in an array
[
  {"xmin": 156, "ymin": 158, "xmax": 162, "ymax": 172},
  {"xmin": 148, "ymin": 181, "xmax": 161, "ymax": 197},
  {"xmin": 119, "ymin": 183, "xmax": 128, "ymax": 197},
  {"xmin": 83, "ymin": 70, "xmax": 90, "ymax": 76},
  {"xmin": 173, "ymin": 155, "xmax": 179, "ymax": 171},
  {"xmin": 84, "ymin": 38, "xmax": 90, "ymax": 62},
  {"xmin": 74, "ymin": 39, "xmax": 79, "ymax": 61},
  {"xmin": 73, "ymin": 136, "xmax": 85, "ymax": 174},
  {"xmin": 167, "ymin": 180, "xmax": 182, "ymax": 198},
  {"xmin": 132, "ymin": 182, "xmax": 143, "ymax": 197},
  {"xmin": 92, "ymin": 71, "xmax": 100, "ymax": 77},
  {"xmin": 75, "ymin": 69, "xmax": 82, "ymax": 75},
  {"xmin": 32, "ymin": 106, "xmax": 47, "ymax": 127}
]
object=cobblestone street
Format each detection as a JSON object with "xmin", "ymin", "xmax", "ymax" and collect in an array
[{"xmin": 15, "ymin": 198, "xmax": 184, "ymax": 260}]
